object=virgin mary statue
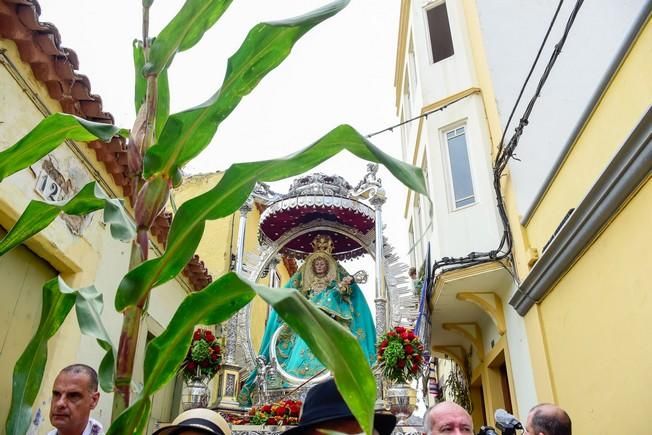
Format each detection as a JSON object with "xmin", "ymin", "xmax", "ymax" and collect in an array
[{"xmin": 238, "ymin": 234, "xmax": 376, "ymax": 405}]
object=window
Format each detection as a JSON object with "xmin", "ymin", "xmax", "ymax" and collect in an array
[
  {"xmin": 408, "ymin": 36, "xmax": 418, "ymax": 91},
  {"xmin": 400, "ymin": 112, "xmax": 409, "ymax": 156},
  {"xmin": 403, "ymin": 74, "xmax": 412, "ymax": 121},
  {"xmin": 408, "ymin": 222, "xmax": 416, "ymax": 268},
  {"xmin": 413, "ymin": 194, "xmax": 423, "ymax": 264},
  {"xmin": 445, "ymin": 126, "xmax": 475, "ymax": 208},
  {"xmin": 426, "ymin": 2, "xmax": 454, "ymax": 63},
  {"xmin": 421, "ymin": 159, "xmax": 432, "ymax": 219}
]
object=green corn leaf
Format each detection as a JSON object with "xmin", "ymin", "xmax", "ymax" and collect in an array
[
  {"xmin": 5, "ymin": 278, "xmax": 76, "ymax": 435},
  {"xmin": 143, "ymin": 273, "xmax": 254, "ymax": 394},
  {"xmin": 100, "ymin": 191, "xmax": 136, "ymax": 242},
  {"xmin": 6, "ymin": 277, "xmax": 116, "ymax": 434},
  {"xmin": 143, "ymin": 0, "xmax": 350, "ymax": 182},
  {"xmin": 133, "ymin": 40, "xmax": 170, "ymax": 139},
  {"xmin": 106, "ymin": 398, "xmax": 152, "ymax": 435},
  {"xmin": 0, "ymin": 113, "xmax": 124, "ymax": 182},
  {"xmin": 133, "ymin": 40, "xmax": 146, "ymax": 113},
  {"xmin": 110, "ymin": 273, "xmax": 374, "ymax": 434},
  {"xmin": 254, "ymin": 282, "xmax": 376, "ymax": 435},
  {"xmin": 75, "ymin": 286, "xmax": 116, "ymax": 393},
  {"xmin": 144, "ymin": 0, "xmax": 233, "ymax": 75},
  {"xmin": 116, "ymin": 124, "xmax": 427, "ymax": 311},
  {"xmin": 108, "ymin": 272, "xmax": 254, "ymax": 433},
  {"xmin": 0, "ymin": 182, "xmax": 134, "ymax": 257}
]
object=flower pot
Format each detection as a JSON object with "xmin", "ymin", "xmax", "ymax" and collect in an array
[
  {"xmin": 182, "ymin": 378, "xmax": 211, "ymax": 410},
  {"xmin": 385, "ymin": 382, "xmax": 417, "ymax": 425}
]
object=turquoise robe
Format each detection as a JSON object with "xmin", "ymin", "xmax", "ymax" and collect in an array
[{"xmin": 238, "ymin": 264, "xmax": 376, "ymax": 405}]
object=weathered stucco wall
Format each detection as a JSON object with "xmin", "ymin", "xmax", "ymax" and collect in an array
[{"xmin": 1, "ymin": 36, "xmax": 192, "ymax": 433}]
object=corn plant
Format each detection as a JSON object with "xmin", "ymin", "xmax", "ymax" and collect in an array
[{"xmin": 0, "ymin": 1, "xmax": 428, "ymax": 433}]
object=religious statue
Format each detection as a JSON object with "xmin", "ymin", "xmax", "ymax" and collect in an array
[{"xmin": 238, "ymin": 234, "xmax": 376, "ymax": 405}]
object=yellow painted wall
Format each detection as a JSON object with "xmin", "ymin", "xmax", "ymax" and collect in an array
[
  {"xmin": 537, "ymin": 179, "xmax": 651, "ymax": 433},
  {"xmin": 460, "ymin": 0, "xmax": 534, "ymax": 278},
  {"xmin": 520, "ymin": 16, "xmax": 652, "ymax": 433},
  {"xmin": 461, "ymin": 5, "xmax": 652, "ymax": 426},
  {"xmin": 1, "ymin": 36, "xmax": 192, "ymax": 433},
  {"xmin": 173, "ymin": 175, "xmax": 291, "ymax": 354},
  {"xmin": 525, "ymin": 17, "xmax": 652, "ymax": 250},
  {"xmin": 173, "ymin": 173, "xmax": 236, "ymax": 276}
]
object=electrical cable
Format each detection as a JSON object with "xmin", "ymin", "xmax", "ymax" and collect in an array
[
  {"xmin": 427, "ymin": 0, "xmax": 585, "ymax": 281},
  {"xmin": 496, "ymin": 0, "xmax": 564, "ymax": 157},
  {"xmin": 366, "ymin": 97, "xmax": 465, "ymax": 138},
  {"xmin": 362, "ymin": 0, "xmax": 585, "ymax": 296}
]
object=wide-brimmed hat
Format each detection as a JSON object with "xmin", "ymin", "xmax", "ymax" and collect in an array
[
  {"xmin": 283, "ymin": 378, "xmax": 396, "ymax": 435},
  {"xmin": 153, "ymin": 408, "xmax": 232, "ymax": 435}
]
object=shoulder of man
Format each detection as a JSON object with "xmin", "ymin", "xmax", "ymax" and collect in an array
[{"xmin": 85, "ymin": 418, "xmax": 104, "ymax": 435}]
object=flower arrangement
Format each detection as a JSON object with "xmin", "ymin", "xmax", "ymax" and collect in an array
[
  {"xmin": 247, "ymin": 399, "xmax": 302, "ymax": 426},
  {"xmin": 180, "ymin": 328, "xmax": 222, "ymax": 382},
  {"xmin": 377, "ymin": 326, "xmax": 424, "ymax": 384}
]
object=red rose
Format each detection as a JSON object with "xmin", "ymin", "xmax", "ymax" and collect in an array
[
  {"xmin": 275, "ymin": 406, "xmax": 289, "ymax": 416},
  {"xmin": 211, "ymin": 353, "xmax": 219, "ymax": 361},
  {"xmin": 186, "ymin": 362, "xmax": 196, "ymax": 371},
  {"xmin": 380, "ymin": 339, "xmax": 388, "ymax": 349},
  {"xmin": 387, "ymin": 331, "xmax": 396, "ymax": 337},
  {"xmin": 395, "ymin": 326, "xmax": 406, "ymax": 334},
  {"xmin": 400, "ymin": 332, "xmax": 409, "ymax": 340},
  {"xmin": 414, "ymin": 354, "xmax": 422, "ymax": 364},
  {"xmin": 261, "ymin": 405, "xmax": 272, "ymax": 413},
  {"xmin": 411, "ymin": 364, "xmax": 419, "ymax": 373},
  {"xmin": 397, "ymin": 359, "xmax": 406, "ymax": 368},
  {"xmin": 407, "ymin": 330, "xmax": 416, "ymax": 340},
  {"xmin": 213, "ymin": 345, "xmax": 221, "ymax": 353},
  {"xmin": 205, "ymin": 330, "xmax": 215, "ymax": 342},
  {"xmin": 193, "ymin": 330, "xmax": 202, "ymax": 340},
  {"xmin": 289, "ymin": 405, "xmax": 301, "ymax": 416},
  {"xmin": 266, "ymin": 418, "xmax": 278, "ymax": 425},
  {"xmin": 200, "ymin": 359, "xmax": 210, "ymax": 368},
  {"xmin": 404, "ymin": 344, "xmax": 414, "ymax": 354}
]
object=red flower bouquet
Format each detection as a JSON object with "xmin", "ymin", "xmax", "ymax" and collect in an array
[
  {"xmin": 180, "ymin": 328, "xmax": 222, "ymax": 382},
  {"xmin": 248, "ymin": 399, "xmax": 302, "ymax": 426},
  {"xmin": 377, "ymin": 326, "xmax": 425, "ymax": 383}
]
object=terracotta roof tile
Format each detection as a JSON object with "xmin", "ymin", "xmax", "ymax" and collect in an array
[{"xmin": 0, "ymin": 0, "xmax": 212, "ymax": 291}]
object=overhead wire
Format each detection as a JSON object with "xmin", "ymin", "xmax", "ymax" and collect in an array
[
  {"xmin": 365, "ymin": 0, "xmax": 585, "ymax": 285},
  {"xmin": 496, "ymin": 0, "xmax": 565, "ymax": 158},
  {"xmin": 433, "ymin": 0, "xmax": 585, "ymax": 278}
]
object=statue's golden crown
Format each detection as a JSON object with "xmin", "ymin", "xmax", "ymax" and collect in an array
[{"xmin": 311, "ymin": 234, "xmax": 334, "ymax": 254}]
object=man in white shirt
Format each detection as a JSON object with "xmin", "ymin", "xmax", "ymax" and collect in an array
[{"xmin": 48, "ymin": 364, "xmax": 103, "ymax": 435}]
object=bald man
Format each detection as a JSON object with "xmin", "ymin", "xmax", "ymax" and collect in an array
[
  {"xmin": 424, "ymin": 401, "xmax": 473, "ymax": 435},
  {"xmin": 524, "ymin": 404, "xmax": 572, "ymax": 435}
]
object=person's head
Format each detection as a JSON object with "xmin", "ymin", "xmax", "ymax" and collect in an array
[
  {"xmin": 153, "ymin": 408, "xmax": 232, "ymax": 435},
  {"xmin": 312, "ymin": 257, "xmax": 329, "ymax": 276},
  {"xmin": 282, "ymin": 378, "xmax": 396, "ymax": 435},
  {"xmin": 424, "ymin": 401, "xmax": 473, "ymax": 435},
  {"xmin": 50, "ymin": 364, "xmax": 100, "ymax": 435},
  {"xmin": 525, "ymin": 404, "xmax": 571, "ymax": 435}
]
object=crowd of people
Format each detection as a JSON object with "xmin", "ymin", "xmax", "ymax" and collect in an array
[{"xmin": 47, "ymin": 363, "xmax": 571, "ymax": 435}]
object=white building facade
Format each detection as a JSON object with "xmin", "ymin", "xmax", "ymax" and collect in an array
[{"xmin": 396, "ymin": 0, "xmax": 650, "ymax": 428}]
